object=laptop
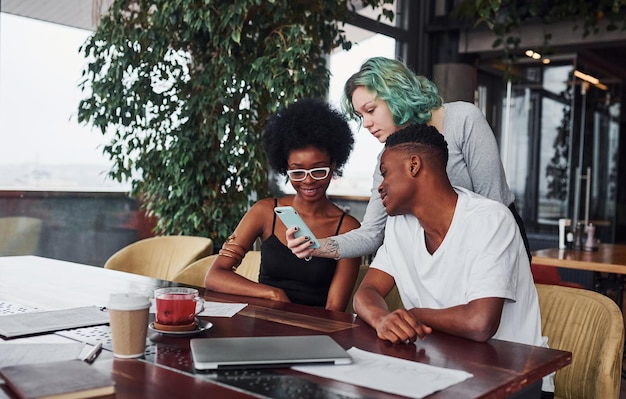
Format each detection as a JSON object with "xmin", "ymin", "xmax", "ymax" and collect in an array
[{"xmin": 190, "ymin": 335, "xmax": 352, "ymax": 370}]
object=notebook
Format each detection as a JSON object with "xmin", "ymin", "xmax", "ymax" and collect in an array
[
  {"xmin": 0, "ymin": 359, "xmax": 115, "ymax": 399},
  {"xmin": 190, "ymin": 335, "xmax": 352, "ymax": 370},
  {"xmin": 0, "ymin": 306, "xmax": 110, "ymax": 338}
]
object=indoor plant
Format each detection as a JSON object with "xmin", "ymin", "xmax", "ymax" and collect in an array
[{"xmin": 78, "ymin": 0, "xmax": 392, "ymax": 246}]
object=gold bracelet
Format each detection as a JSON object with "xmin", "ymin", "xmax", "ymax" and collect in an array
[
  {"xmin": 225, "ymin": 234, "xmax": 246, "ymax": 250},
  {"xmin": 220, "ymin": 246, "xmax": 243, "ymax": 256},
  {"xmin": 218, "ymin": 249, "xmax": 243, "ymax": 267}
]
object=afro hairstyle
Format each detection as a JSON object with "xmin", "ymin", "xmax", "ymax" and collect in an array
[{"xmin": 262, "ymin": 98, "xmax": 354, "ymax": 176}]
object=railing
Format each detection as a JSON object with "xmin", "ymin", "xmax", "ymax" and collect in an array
[
  {"xmin": 0, "ymin": 190, "xmax": 152, "ymax": 267},
  {"xmin": 0, "ymin": 190, "xmax": 370, "ymax": 268}
]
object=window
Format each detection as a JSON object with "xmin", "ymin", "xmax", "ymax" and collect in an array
[
  {"xmin": 0, "ymin": 13, "xmax": 127, "ymax": 190},
  {"xmin": 2, "ymin": 4, "xmax": 403, "ymax": 196}
]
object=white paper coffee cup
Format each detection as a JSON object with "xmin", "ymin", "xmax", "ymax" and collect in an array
[{"xmin": 108, "ymin": 293, "xmax": 150, "ymax": 358}]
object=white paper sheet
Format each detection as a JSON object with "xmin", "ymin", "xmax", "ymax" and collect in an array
[
  {"xmin": 149, "ymin": 300, "xmax": 247, "ymax": 317},
  {"xmin": 293, "ymin": 347, "xmax": 473, "ymax": 399},
  {"xmin": 198, "ymin": 302, "xmax": 247, "ymax": 317}
]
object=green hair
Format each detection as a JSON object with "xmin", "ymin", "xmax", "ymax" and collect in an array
[{"xmin": 340, "ymin": 57, "xmax": 443, "ymax": 126}]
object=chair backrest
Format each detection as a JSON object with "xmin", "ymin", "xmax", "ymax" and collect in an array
[
  {"xmin": 173, "ymin": 250, "xmax": 261, "ymax": 288},
  {"xmin": 234, "ymin": 251, "xmax": 261, "ymax": 282},
  {"xmin": 104, "ymin": 235, "xmax": 213, "ymax": 281},
  {"xmin": 172, "ymin": 254, "xmax": 218, "ymax": 287},
  {"xmin": 345, "ymin": 265, "xmax": 404, "ymax": 314},
  {"xmin": 0, "ymin": 216, "xmax": 43, "ymax": 256},
  {"xmin": 535, "ymin": 283, "xmax": 624, "ymax": 399}
]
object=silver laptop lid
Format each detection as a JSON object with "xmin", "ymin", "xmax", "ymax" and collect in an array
[{"xmin": 190, "ymin": 335, "xmax": 352, "ymax": 370}]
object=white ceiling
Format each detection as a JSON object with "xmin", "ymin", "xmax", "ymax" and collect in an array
[{"xmin": 1, "ymin": 0, "xmax": 113, "ymax": 31}]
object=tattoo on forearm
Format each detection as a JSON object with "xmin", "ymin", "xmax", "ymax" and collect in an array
[{"xmin": 315, "ymin": 238, "xmax": 341, "ymax": 260}]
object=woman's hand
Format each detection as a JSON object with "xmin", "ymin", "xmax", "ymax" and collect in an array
[{"xmin": 285, "ymin": 226, "xmax": 316, "ymax": 259}]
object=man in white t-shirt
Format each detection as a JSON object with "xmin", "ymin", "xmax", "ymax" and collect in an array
[{"xmin": 353, "ymin": 123, "xmax": 553, "ymax": 398}]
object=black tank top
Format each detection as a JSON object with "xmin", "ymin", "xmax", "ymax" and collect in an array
[{"xmin": 259, "ymin": 199, "xmax": 346, "ymax": 307}]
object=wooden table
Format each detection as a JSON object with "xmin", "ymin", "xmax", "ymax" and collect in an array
[
  {"xmin": 532, "ymin": 244, "xmax": 626, "ymax": 274},
  {"xmin": 532, "ymin": 244, "xmax": 626, "ymax": 307},
  {"xmin": 0, "ymin": 256, "xmax": 571, "ymax": 399}
]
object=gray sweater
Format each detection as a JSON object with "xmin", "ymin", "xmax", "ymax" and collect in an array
[{"xmin": 334, "ymin": 101, "xmax": 515, "ymax": 259}]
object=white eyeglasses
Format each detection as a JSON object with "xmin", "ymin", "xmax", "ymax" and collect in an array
[{"xmin": 286, "ymin": 167, "xmax": 331, "ymax": 181}]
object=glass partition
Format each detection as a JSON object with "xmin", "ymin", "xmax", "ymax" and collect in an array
[{"xmin": 498, "ymin": 56, "xmax": 621, "ymax": 244}]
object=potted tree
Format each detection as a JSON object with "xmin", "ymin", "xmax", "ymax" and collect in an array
[{"xmin": 78, "ymin": 0, "xmax": 392, "ymax": 247}]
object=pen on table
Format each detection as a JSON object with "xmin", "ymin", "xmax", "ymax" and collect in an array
[{"xmin": 80, "ymin": 342, "xmax": 103, "ymax": 364}]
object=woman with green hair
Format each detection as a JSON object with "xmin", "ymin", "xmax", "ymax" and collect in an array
[{"xmin": 287, "ymin": 56, "xmax": 531, "ymax": 263}]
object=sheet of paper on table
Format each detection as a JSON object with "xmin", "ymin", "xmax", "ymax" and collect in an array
[
  {"xmin": 293, "ymin": 347, "xmax": 473, "ymax": 399},
  {"xmin": 198, "ymin": 302, "xmax": 247, "ymax": 317},
  {"xmin": 149, "ymin": 300, "xmax": 247, "ymax": 317}
]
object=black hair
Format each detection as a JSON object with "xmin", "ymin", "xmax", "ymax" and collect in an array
[
  {"xmin": 262, "ymin": 98, "xmax": 354, "ymax": 176},
  {"xmin": 385, "ymin": 124, "xmax": 448, "ymax": 167}
]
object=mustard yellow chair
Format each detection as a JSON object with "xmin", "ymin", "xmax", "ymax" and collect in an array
[
  {"xmin": 535, "ymin": 283, "xmax": 624, "ymax": 399},
  {"xmin": 0, "ymin": 216, "xmax": 43, "ymax": 256},
  {"xmin": 172, "ymin": 254, "xmax": 217, "ymax": 287},
  {"xmin": 345, "ymin": 264, "xmax": 404, "ymax": 314},
  {"xmin": 173, "ymin": 251, "xmax": 261, "ymax": 287},
  {"xmin": 233, "ymin": 251, "xmax": 261, "ymax": 282},
  {"xmin": 104, "ymin": 235, "xmax": 213, "ymax": 281}
]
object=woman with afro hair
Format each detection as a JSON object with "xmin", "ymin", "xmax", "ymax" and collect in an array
[{"xmin": 205, "ymin": 98, "xmax": 361, "ymax": 311}]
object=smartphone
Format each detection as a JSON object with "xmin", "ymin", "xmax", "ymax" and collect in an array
[{"xmin": 274, "ymin": 206, "xmax": 320, "ymax": 249}]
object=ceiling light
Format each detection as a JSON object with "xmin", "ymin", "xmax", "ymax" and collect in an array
[
  {"xmin": 595, "ymin": 82, "xmax": 608, "ymax": 90},
  {"xmin": 573, "ymin": 70, "xmax": 607, "ymax": 90},
  {"xmin": 574, "ymin": 70, "xmax": 599, "ymax": 85},
  {"xmin": 524, "ymin": 49, "xmax": 543, "ymax": 60}
]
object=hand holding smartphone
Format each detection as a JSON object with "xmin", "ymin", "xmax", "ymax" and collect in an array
[{"xmin": 274, "ymin": 206, "xmax": 320, "ymax": 249}]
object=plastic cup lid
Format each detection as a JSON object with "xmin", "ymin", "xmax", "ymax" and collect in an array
[{"xmin": 108, "ymin": 293, "xmax": 150, "ymax": 311}]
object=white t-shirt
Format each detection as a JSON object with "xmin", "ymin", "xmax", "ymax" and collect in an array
[{"xmin": 371, "ymin": 187, "xmax": 553, "ymax": 391}]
